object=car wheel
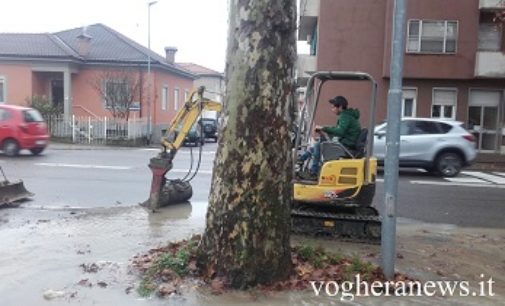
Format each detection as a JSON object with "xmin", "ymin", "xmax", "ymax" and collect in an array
[
  {"xmin": 435, "ymin": 152, "xmax": 463, "ymax": 177},
  {"xmin": 3, "ymin": 139, "xmax": 20, "ymax": 157},
  {"xmin": 30, "ymin": 147, "xmax": 45, "ymax": 155}
]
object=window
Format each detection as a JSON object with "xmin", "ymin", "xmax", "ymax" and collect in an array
[
  {"xmin": 184, "ymin": 90, "xmax": 189, "ymax": 103},
  {"xmin": 402, "ymin": 89, "xmax": 417, "ymax": 117},
  {"xmin": 410, "ymin": 121, "xmax": 443, "ymax": 135},
  {"xmin": 174, "ymin": 88, "xmax": 179, "ymax": 111},
  {"xmin": 104, "ymin": 80, "xmax": 129, "ymax": 108},
  {"xmin": 23, "ymin": 109, "xmax": 44, "ymax": 122},
  {"xmin": 309, "ymin": 27, "xmax": 318, "ymax": 56},
  {"xmin": 0, "ymin": 77, "xmax": 5, "ymax": 103},
  {"xmin": 407, "ymin": 20, "xmax": 458, "ymax": 54},
  {"xmin": 478, "ymin": 23, "xmax": 502, "ymax": 51},
  {"xmin": 161, "ymin": 86, "xmax": 168, "ymax": 111},
  {"xmin": 0, "ymin": 109, "xmax": 8, "ymax": 121},
  {"xmin": 432, "ymin": 88, "xmax": 457, "ymax": 120}
]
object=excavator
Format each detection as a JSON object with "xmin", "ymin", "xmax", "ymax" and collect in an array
[
  {"xmin": 144, "ymin": 86, "xmax": 222, "ymax": 209},
  {"xmin": 146, "ymin": 71, "xmax": 381, "ymax": 243},
  {"xmin": 291, "ymin": 71, "xmax": 381, "ymax": 243}
]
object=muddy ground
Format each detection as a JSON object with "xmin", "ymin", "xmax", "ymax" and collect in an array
[{"xmin": 0, "ymin": 203, "xmax": 504, "ymax": 306}]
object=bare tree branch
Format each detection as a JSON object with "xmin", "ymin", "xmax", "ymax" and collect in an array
[{"xmin": 88, "ymin": 67, "xmax": 145, "ymax": 121}]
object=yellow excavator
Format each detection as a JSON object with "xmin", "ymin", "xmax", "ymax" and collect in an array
[
  {"xmin": 144, "ymin": 86, "xmax": 222, "ymax": 209},
  {"xmin": 291, "ymin": 71, "xmax": 381, "ymax": 243},
  {"xmin": 146, "ymin": 72, "xmax": 381, "ymax": 243}
]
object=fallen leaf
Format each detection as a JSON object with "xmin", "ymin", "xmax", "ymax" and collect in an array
[
  {"xmin": 77, "ymin": 279, "xmax": 92, "ymax": 287},
  {"xmin": 158, "ymin": 283, "xmax": 177, "ymax": 296},
  {"xmin": 295, "ymin": 263, "xmax": 313, "ymax": 276},
  {"xmin": 210, "ymin": 279, "xmax": 225, "ymax": 295},
  {"xmin": 80, "ymin": 263, "xmax": 100, "ymax": 273},
  {"xmin": 97, "ymin": 281, "xmax": 108, "ymax": 288},
  {"xmin": 187, "ymin": 260, "xmax": 198, "ymax": 272},
  {"xmin": 311, "ymin": 269, "xmax": 325, "ymax": 279}
]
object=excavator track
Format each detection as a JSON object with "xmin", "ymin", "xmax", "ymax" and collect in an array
[{"xmin": 291, "ymin": 207, "xmax": 382, "ymax": 244}]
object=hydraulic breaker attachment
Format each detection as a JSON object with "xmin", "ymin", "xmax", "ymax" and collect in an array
[{"xmin": 146, "ymin": 153, "xmax": 173, "ymax": 211}]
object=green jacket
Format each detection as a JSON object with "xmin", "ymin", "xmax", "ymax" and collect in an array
[{"xmin": 321, "ymin": 108, "xmax": 361, "ymax": 148}]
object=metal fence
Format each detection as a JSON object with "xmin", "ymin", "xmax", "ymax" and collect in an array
[{"xmin": 47, "ymin": 115, "xmax": 148, "ymax": 145}]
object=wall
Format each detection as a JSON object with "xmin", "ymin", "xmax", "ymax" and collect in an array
[
  {"xmin": 382, "ymin": 0, "xmax": 480, "ymax": 80},
  {"xmin": 153, "ymin": 69, "xmax": 193, "ymax": 126},
  {"xmin": 316, "ymin": 0, "xmax": 389, "ymax": 127},
  {"xmin": 0, "ymin": 63, "xmax": 33, "ymax": 105}
]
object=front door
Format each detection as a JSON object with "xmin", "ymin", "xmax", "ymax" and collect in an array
[
  {"xmin": 51, "ymin": 80, "xmax": 64, "ymax": 110},
  {"xmin": 468, "ymin": 90, "xmax": 502, "ymax": 152}
]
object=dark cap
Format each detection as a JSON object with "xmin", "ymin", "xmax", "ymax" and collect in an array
[{"xmin": 329, "ymin": 96, "xmax": 348, "ymax": 109}]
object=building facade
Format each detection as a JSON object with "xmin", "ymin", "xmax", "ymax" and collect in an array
[
  {"xmin": 0, "ymin": 24, "xmax": 195, "ymax": 141},
  {"xmin": 298, "ymin": 0, "xmax": 505, "ymax": 153},
  {"xmin": 177, "ymin": 63, "xmax": 225, "ymax": 120}
]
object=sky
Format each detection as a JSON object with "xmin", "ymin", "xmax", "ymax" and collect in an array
[
  {"xmin": 1, "ymin": 0, "xmax": 308, "ymax": 73},
  {"xmin": 1, "ymin": 0, "xmax": 229, "ymax": 72}
]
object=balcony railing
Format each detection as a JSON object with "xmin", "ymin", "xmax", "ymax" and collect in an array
[
  {"xmin": 475, "ymin": 51, "xmax": 505, "ymax": 77},
  {"xmin": 298, "ymin": 0, "xmax": 320, "ymax": 40}
]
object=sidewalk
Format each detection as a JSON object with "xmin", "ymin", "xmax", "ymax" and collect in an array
[
  {"xmin": 468, "ymin": 153, "xmax": 505, "ymax": 171},
  {"xmin": 1, "ymin": 205, "xmax": 503, "ymax": 305}
]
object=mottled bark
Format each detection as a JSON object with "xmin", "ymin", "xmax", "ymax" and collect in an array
[{"xmin": 197, "ymin": 0, "xmax": 297, "ymax": 288}]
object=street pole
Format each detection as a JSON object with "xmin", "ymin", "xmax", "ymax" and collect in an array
[
  {"xmin": 147, "ymin": 0, "xmax": 158, "ymax": 142},
  {"xmin": 382, "ymin": 0, "xmax": 407, "ymax": 280}
]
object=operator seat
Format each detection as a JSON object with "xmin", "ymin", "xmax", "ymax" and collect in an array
[{"xmin": 320, "ymin": 128, "xmax": 368, "ymax": 161}]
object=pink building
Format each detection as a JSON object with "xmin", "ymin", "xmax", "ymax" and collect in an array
[{"xmin": 0, "ymin": 23, "xmax": 195, "ymax": 140}]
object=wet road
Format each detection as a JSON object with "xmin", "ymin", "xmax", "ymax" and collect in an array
[
  {"xmin": 1, "ymin": 143, "xmax": 505, "ymax": 305},
  {"xmin": 1, "ymin": 143, "xmax": 504, "ymax": 228}
]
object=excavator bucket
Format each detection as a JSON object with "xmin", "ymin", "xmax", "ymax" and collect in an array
[{"xmin": 0, "ymin": 179, "xmax": 34, "ymax": 207}]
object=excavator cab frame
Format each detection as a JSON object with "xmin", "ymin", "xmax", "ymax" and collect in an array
[{"xmin": 291, "ymin": 71, "xmax": 381, "ymax": 243}]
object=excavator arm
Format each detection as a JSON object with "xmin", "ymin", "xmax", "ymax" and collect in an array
[
  {"xmin": 145, "ymin": 86, "xmax": 222, "ymax": 210},
  {"xmin": 161, "ymin": 86, "xmax": 222, "ymax": 152}
]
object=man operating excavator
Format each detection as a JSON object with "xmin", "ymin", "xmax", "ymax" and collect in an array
[{"xmin": 298, "ymin": 95, "xmax": 361, "ymax": 179}]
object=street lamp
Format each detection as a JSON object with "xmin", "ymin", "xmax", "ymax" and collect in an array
[{"xmin": 147, "ymin": 0, "xmax": 158, "ymax": 141}]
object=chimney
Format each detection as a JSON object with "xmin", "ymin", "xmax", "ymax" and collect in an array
[
  {"xmin": 77, "ymin": 26, "xmax": 92, "ymax": 57},
  {"xmin": 164, "ymin": 47, "xmax": 177, "ymax": 64}
]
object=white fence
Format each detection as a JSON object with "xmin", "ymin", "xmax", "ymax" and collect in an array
[{"xmin": 47, "ymin": 115, "xmax": 148, "ymax": 145}]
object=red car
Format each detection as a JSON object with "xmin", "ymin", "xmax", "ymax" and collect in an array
[{"xmin": 0, "ymin": 105, "xmax": 50, "ymax": 156}]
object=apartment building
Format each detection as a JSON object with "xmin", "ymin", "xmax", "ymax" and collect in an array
[{"xmin": 298, "ymin": 0, "xmax": 505, "ymax": 153}]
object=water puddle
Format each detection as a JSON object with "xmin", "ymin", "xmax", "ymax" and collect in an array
[{"xmin": 0, "ymin": 203, "xmax": 504, "ymax": 305}]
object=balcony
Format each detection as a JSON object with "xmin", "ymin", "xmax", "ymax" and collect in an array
[
  {"xmin": 479, "ymin": 0, "xmax": 505, "ymax": 10},
  {"xmin": 475, "ymin": 51, "xmax": 505, "ymax": 77},
  {"xmin": 296, "ymin": 54, "xmax": 317, "ymax": 86},
  {"xmin": 298, "ymin": 0, "xmax": 320, "ymax": 40}
]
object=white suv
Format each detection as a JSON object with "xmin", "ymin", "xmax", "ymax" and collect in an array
[{"xmin": 373, "ymin": 118, "xmax": 477, "ymax": 177}]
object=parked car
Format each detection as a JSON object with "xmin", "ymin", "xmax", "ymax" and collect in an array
[
  {"xmin": 174, "ymin": 123, "xmax": 205, "ymax": 147},
  {"xmin": 0, "ymin": 105, "xmax": 50, "ymax": 156},
  {"xmin": 373, "ymin": 118, "xmax": 477, "ymax": 177},
  {"xmin": 198, "ymin": 118, "xmax": 218, "ymax": 142}
]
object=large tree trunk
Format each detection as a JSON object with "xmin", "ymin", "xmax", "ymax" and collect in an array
[{"xmin": 197, "ymin": 0, "xmax": 297, "ymax": 289}]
